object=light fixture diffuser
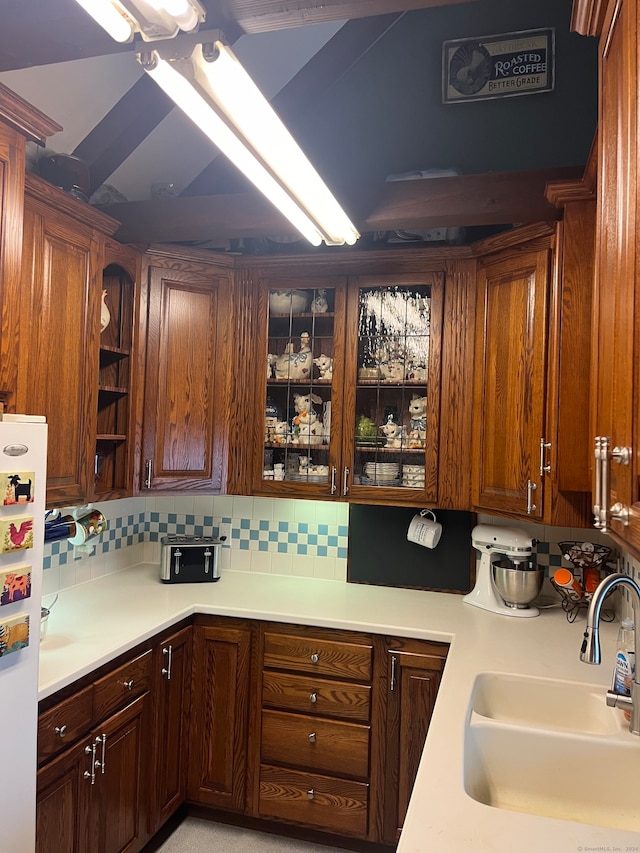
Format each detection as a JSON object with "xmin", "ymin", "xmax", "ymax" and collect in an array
[
  {"xmin": 138, "ymin": 37, "xmax": 360, "ymax": 246},
  {"xmin": 71, "ymin": 0, "xmax": 205, "ymax": 42}
]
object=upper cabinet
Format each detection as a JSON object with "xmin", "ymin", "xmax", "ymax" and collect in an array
[
  {"xmin": 244, "ymin": 251, "xmax": 473, "ymax": 508},
  {"xmin": 471, "ymin": 220, "xmax": 594, "ymax": 526},
  {"xmin": 138, "ymin": 247, "xmax": 233, "ymax": 493},
  {"xmin": 578, "ymin": 0, "xmax": 640, "ymax": 552}
]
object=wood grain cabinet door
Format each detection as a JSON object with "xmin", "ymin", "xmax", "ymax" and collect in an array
[
  {"xmin": 150, "ymin": 625, "xmax": 193, "ymax": 832},
  {"xmin": 141, "ymin": 255, "xmax": 231, "ymax": 492},
  {"xmin": 187, "ymin": 619, "xmax": 252, "ymax": 811},
  {"xmin": 472, "ymin": 246, "xmax": 550, "ymax": 519},
  {"xmin": 36, "ymin": 738, "xmax": 93, "ymax": 853}
]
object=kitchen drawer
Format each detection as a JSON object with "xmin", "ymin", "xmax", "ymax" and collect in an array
[
  {"xmin": 259, "ymin": 763, "xmax": 368, "ymax": 837},
  {"xmin": 261, "ymin": 709, "xmax": 370, "ymax": 779},
  {"xmin": 37, "ymin": 684, "xmax": 94, "ymax": 764},
  {"xmin": 93, "ymin": 648, "xmax": 153, "ymax": 722},
  {"xmin": 263, "ymin": 632, "xmax": 372, "ymax": 682},
  {"xmin": 262, "ymin": 671, "xmax": 371, "ymax": 722}
]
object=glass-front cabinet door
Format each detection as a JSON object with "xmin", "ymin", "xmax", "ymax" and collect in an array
[
  {"xmin": 342, "ymin": 274, "xmax": 443, "ymax": 503},
  {"xmin": 255, "ymin": 278, "xmax": 347, "ymax": 495}
]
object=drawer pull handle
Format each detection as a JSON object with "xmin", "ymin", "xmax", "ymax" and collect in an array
[
  {"xmin": 310, "ymin": 653, "xmax": 319, "ymax": 664},
  {"xmin": 54, "ymin": 725, "xmax": 67, "ymax": 738},
  {"xmin": 309, "ymin": 692, "xmax": 318, "ymax": 703},
  {"xmin": 308, "ymin": 732, "xmax": 316, "ymax": 743},
  {"xmin": 123, "ymin": 679, "xmax": 134, "ymax": 690},
  {"xmin": 307, "ymin": 788, "xmax": 315, "ymax": 800}
]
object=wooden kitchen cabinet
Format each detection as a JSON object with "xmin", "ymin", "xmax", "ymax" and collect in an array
[
  {"xmin": 150, "ymin": 624, "xmax": 193, "ymax": 833},
  {"xmin": 36, "ymin": 647, "xmax": 154, "ymax": 853},
  {"xmin": 378, "ymin": 636, "xmax": 447, "ymax": 844},
  {"xmin": 471, "ymin": 220, "xmax": 593, "ymax": 526},
  {"xmin": 572, "ymin": 0, "xmax": 640, "ymax": 553},
  {"xmin": 187, "ymin": 616, "xmax": 252, "ymax": 811},
  {"xmin": 245, "ymin": 249, "xmax": 472, "ymax": 509},
  {"xmin": 138, "ymin": 246, "xmax": 233, "ymax": 492}
]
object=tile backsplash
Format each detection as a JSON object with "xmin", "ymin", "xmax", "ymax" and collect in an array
[{"xmin": 43, "ymin": 497, "xmax": 622, "ymax": 600}]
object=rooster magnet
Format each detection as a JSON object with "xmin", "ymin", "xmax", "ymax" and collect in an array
[{"xmin": 0, "ymin": 516, "xmax": 34, "ymax": 553}]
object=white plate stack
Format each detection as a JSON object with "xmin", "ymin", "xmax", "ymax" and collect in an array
[
  {"xmin": 364, "ymin": 462, "xmax": 400, "ymax": 484},
  {"xmin": 402, "ymin": 464, "xmax": 425, "ymax": 488}
]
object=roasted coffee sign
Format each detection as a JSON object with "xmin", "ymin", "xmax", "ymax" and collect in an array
[{"xmin": 442, "ymin": 28, "xmax": 554, "ymax": 103}]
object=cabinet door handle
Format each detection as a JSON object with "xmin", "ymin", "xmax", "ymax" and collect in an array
[
  {"xmin": 526, "ymin": 479, "xmax": 537, "ymax": 515},
  {"xmin": 593, "ymin": 436, "xmax": 603, "ymax": 528},
  {"xmin": 94, "ymin": 734, "xmax": 106, "ymax": 775},
  {"xmin": 310, "ymin": 653, "xmax": 319, "ymax": 664},
  {"xmin": 162, "ymin": 645, "xmax": 173, "ymax": 680},
  {"xmin": 54, "ymin": 725, "xmax": 67, "ymax": 738},
  {"xmin": 307, "ymin": 788, "xmax": 315, "ymax": 800},
  {"xmin": 330, "ymin": 466, "xmax": 337, "ymax": 495},
  {"xmin": 342, "ymin": 466, "xmax": 350, "ymax": 496},
  {"xmin": 309, "ymin": 692, "xmax": 318, "ymax": 704},
  {"xmin": 144, "ymin": 458, "xmax": 152, "ymax": 489},
  {"xmin": 390, "ymin": 654, "xmax": 397, "ymax": 693},
  {"xmin": 84, "ymin": 742, "xmax": 97, "ymax": 785},
  {"xmin": 539, "ymin": 438, "xmax": 551, "ymax": 476},
  {"xmin": 308, "ymin": 732, "xmax": 316, "ymax": 743},
  {"xmin": 600, "ymin": 436, "xmax": 610, "ymax": 530},
  {"xmin": 123, "ymin": 679, "xmax": 134, "ymax": 691},
  {"xmin": 609, "ymin": 502, "xmax": 630, "ymax": 525}
]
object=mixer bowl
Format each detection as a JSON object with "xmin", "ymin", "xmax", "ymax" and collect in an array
[{"xmin": 493, "ymin": 565, "xmax": 544, "ymax": 609}]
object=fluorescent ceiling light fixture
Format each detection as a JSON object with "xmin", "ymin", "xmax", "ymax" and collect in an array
[
  {"xmin": 138, "ymin": 37, "xmax": 360, "ymax": 247},
  {"xmin": 71, "ymin": 0, "xmax": 205, "ymax": 42}
]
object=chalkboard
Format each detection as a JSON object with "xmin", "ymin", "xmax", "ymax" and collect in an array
[{"xmin": 347, "ymin": 505, "xmax": 475, "ymax": 593}]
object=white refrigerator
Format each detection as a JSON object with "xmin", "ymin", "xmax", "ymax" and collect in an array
[{"xmin": 0, "ymin": 414, "xmax": 47, "ymax": 853}]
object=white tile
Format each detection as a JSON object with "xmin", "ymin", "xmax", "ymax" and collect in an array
[
  {"xmin": 313, "ymin": 557, "xmax": 335, "ymax": 580},
  {"xmin": 314, "ymin": 501, "xmax": 339, "ymax": 525},
  {"xmin": 104, "ymin": 549, "xmax": 121, "ymax": 574},
  {"xmin": 231, "ymin": 548, "xmax": 252, "ymax": 573},
  {"xmin": 272, "ymin": 499, "xmax": 296, "ymax": 522},
  {"xmin": 89, "ymin": 553, "xmax": 106, "ymax": 579},
  {"xmin": 155, "ymin": 496, "xmax": 176, "ymax": 514},
  {"xmin": 252, "ymin": 497, "xmax": 274, "ymax": 521},
  {"xmin": 219, "ymin": 548, "xmax": 231, "ymax": 571},
  {"xmin": 143, "ymin": 540, "xmax": 161, "ymax": 563},
  {"xmin": 334, "ymin": 503, "xmax": 350, "ymax": 524},
  {"xmin": 42, "ymin": 565, "xmax": 60, "ymax": 596},
  {"xmin": 291, "ymin": 556, "xmax": 315, "ymax": 578},
  {"xmin": 270, "ymin": 553, "xmax": 293, "ymax": 575},
  {"xmin": 294, "ymin": 499, "xmax": 318, "ymax": 523},
  {"xmin": 232, "ymin": 495, "xmax": 254, "ymax": 518},
  {"xmin": 74, "ymin": 558, "xmax": 93, "ymax": 585},
  {"xmin": 251, "ymin": 551, "xmax": 272, "ymax": 573},
  {"xmin": 193, "ymin": 495, "xmax": 215, "ymax": 516},
  {"xmin": 334, "ymin": 559, "xmax": 348, "ymax": 583},
  {"xmin": 174, "ymin": 495, "xmax": 195, "ymax": 515},
  {"xmin": 213, "ymin": 495, "xmax": 234, "ymax": 517},
  {"xmin": 476, "ymin": 513, "xmax": 495, "ymax": 524}
]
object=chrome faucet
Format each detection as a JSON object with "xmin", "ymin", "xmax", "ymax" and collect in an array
[{"xmin": 580, "ymin": 572, "xmax": 640, "ymax": 735}]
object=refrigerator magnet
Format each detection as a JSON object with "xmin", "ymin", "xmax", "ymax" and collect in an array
[
  {"xmin": 0, "ymin": 565, "xmax": 31, "ymax": 606},
  {"xmin": 0, "ymin": 516, "xmax": 34, "ymax": 553},
  {"xmin": 2, "ymin": 471, "xmax": 35, "ymax": 505},
  {"xmin": 0, "ymin": 612, "xmax": 30, "ymax": 657}
]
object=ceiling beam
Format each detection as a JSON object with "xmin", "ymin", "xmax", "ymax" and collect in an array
[
  {"xmin": 102, "ymin": 166, "xmax": 584, "ymax": 245},
  {"xmin": 230, "ymin": 0, "xmax": 477, "ymax": 33},
  {"xmin": 182, "ymin": 12, "xmax": 404, "ymax": 197}
]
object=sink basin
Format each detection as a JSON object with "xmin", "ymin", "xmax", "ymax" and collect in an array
[
  {"xmin": 471, "ymin": 672, "xmax": 622, "ymax": 735},
  {"xmin": 464, "ymin": 722, "xmax": 640, "ymax": 831}
]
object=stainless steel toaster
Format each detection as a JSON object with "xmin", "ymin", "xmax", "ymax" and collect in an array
[{"xmin": 160, "ymin": 535, "xmax": 222, "ymax": 583}]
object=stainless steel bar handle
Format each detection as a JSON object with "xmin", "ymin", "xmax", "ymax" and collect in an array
[
  {"xmin": 84, "ymin": 742, "xmax": 97, "ymax": 785},
  {"xmin": 539, "ymin": 438, "xmax": 552, "ymax": 476},
  {"xmin": 593, "ymin": 436, "xmax": 602, "ymax": 527},
  {"xmin": 390, "ymin": 654, "xmax": 397, "ymax": 692},
  {"xmin": 342, "ymin": 466, "xmax": 350, "ymax": 496},
  {"xmin": 526, "ymin": 479, "xmax": 537, "ymax": 515},
  {"xmin": 204, "ymin": 548, "xmax": 211, "ymax": 574},
  {"xmin": 144, "ymin": 459, "xmax": 152, "ymax": 489},
  {"xmin": 162, "ymin": 645, "xmax": 173, "ymax": 680},
  {"xmin": 95, "ymin": 734, "xmax": 106, "ymax": 775},
  {"xmin": 174, "ymin": 548, "xmax": 181, "ymax": 576},
  {"xmin": 600, "ymin": 436, "xmax": 610, "ymax": 531},
  {"xmin": 330, "ymin": 466, "xmax": 337, "ymax": 495}
]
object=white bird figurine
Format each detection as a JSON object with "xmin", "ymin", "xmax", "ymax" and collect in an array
[{"xmin": 100, "ymin": 289, "xmax": 111, "ymax": 333}]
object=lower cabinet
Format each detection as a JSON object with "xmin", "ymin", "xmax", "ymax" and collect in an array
[{"xmin": 187, "ymin": 616, "xmax": 252, "ymax": 811}]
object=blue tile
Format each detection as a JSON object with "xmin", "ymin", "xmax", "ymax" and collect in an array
[
  {"xmin": 250, "ymin": 530, "xmax": 259, "ymax": 540},
  {"xmin": 298, "ymin": 522, "xmax": 308, "ymax": 534},
  {"xmin": 318, "ymin": 524, "xmax": 329, "ymax": 535},
  {"xmin": 168, "ymin": 513, "xmax": 177, "ymax": 524},
  {"xmin": 150, "ymin": 531, "xmax": 159, "ymax": 541},
  {"xmin": 240, "ymin": 518, "xmax": 250, "ymax": 529},
  {"xmin": 536, "ymin": 542, "xmax": 550, "ymax": 554},
  {"xmin": 176, "ymin": 524, "xmax": 186, "ymax": 534},
  {"xmin": 127, "ymin": 535, "xmax": 133, "ymax": 546},
  {"xmin": 204, "ymin": 516, "xmax": 214, "ymax": 526},
  {"xmin": 194, "ymin": 525, "xmax": 204, "ymax": 537},
  {"xmin": 232, "ymin": 529, "xmax": 240, "ymax": 539},
  {"xmin": 240, "ymin": 540, "xmax": 249, "ymax": 551},
  {"xmin": 257, "ymin": 519, "xmax": 268, "ymax": 530},
  {"xmin": 128, "ymin": 515, "xmax": 134, "ymax": 525},
  {"xmin": 186, "ymin": 514, "xmax": 195, "ymax": 525},
  {"xmin": 51, "ymin": 542, "xmax": 60, "ymax": 556},
  {"xmin": 115, "ymin": 540, "xmax": 122, "ymax": 550},
  {"xmin": 278, "ymin": 521, "xmax": 289, "ymax": 532},
  {"xmin": 297, "ymin": 544, "xmax": 308, "ymax": 555},
  {"xmin": 258, "ymin": 541, "xmax": 268, "ymax": 552},
  {"xmin": 337, "ymin": 547, "xmax": 348, "ymax": 559},
  {"xmin": 328, "ymin": 535, "xmax": 338, "ymax": 547},
  {"xmin": 158, "ymin": 523, "xmax": 168, "ymax": 533},
  {"xmin": 151, "ymin": 512, "xmax": 159, "ymax": 522},
  {"xmin": 221, "ymin": 516, "xmax": 231, "ymax": 524},
  {"xmin": 43, "ymin": 557, "xmax": 51, "ymax": 571},
  {"xmin": 278, "ymin": 542, "xmax": 288, "ymax": 553},
  {"xmin": 288, "ymin": 533, "xmax": 298, "ymax": 544},
  {"xmin": 338, "ymin": 525, "xmax": 348, "ymax": 537},
  {"xmin": 59, "ymin": 553, "xmax": 68, "ymax": 565},
  {"xmin": 308, "ymin": 534, "xmax": 317, "ymax": 545},
  {"xmin": 317, "ymin": 545, "xmax": 327, "ymax": 557},
  {"xmin": 269, "ymin": 531, "xmax": 278, "ymax": 542}
]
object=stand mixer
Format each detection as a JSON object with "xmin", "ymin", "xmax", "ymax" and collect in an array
[{"xmin": 463, "ymin": 524, "xmax": 541, "ymax": 618}]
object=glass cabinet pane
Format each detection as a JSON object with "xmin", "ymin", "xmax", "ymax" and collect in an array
[
  {"xmin": 353, "ymin": 284, "xmax": 431, "ymax": 490},
  {"xmin": 263, "ymin": 287, "xmax": 335, "ymax": 486}
]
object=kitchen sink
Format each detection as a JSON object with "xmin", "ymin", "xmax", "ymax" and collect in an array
[
  {"xmin": 470, "ymin": 672, "xmax": 622, "ymax": 735},
  {"xmin": 464, "ymin": 721, "xmax": 640, "ymax": 831}
]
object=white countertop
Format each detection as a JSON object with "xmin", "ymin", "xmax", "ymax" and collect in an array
[{"xmin": 39, "ymin": 564, "xmax": 640, "ymax": 853}]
